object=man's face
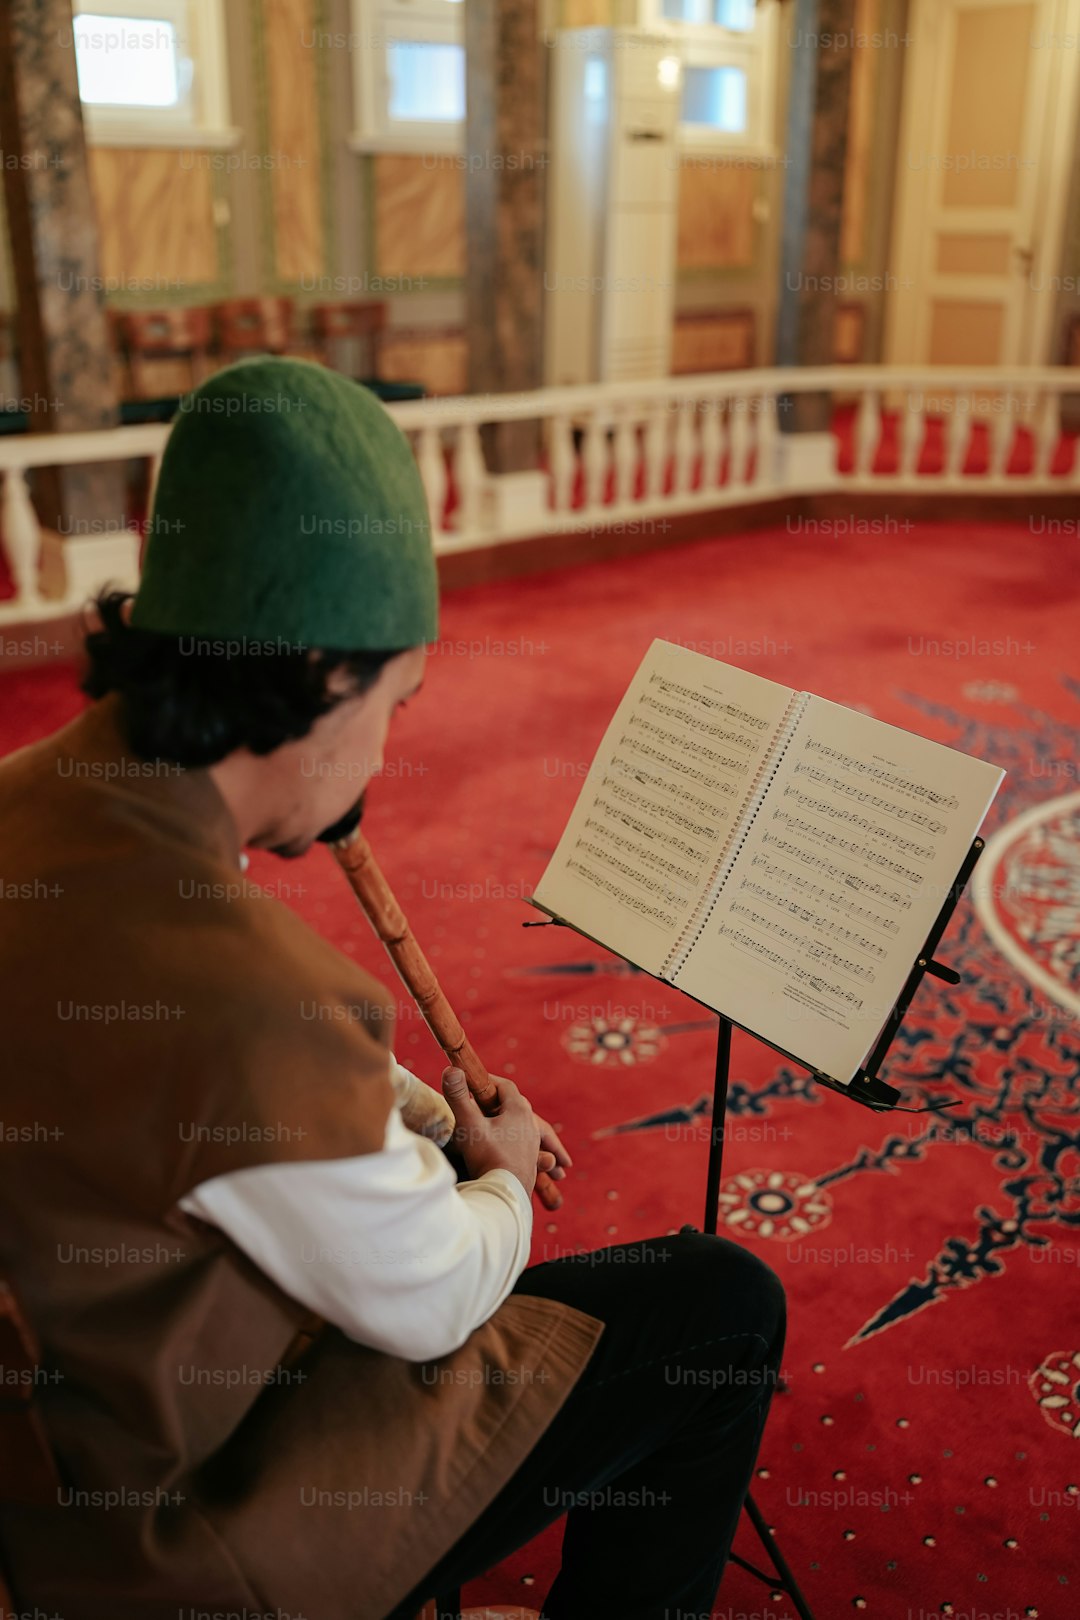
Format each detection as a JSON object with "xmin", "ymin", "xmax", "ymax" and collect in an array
[{"xmin": 252, "ymin": 646, "xmax": 427, "ymax": 859}]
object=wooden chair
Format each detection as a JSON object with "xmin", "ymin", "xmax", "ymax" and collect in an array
[
  {"xmin": 417, "ymin": 1594, "xmax": 461, "ymax": 1618},
  {"xmin": 312, "ymin": 299, "xmax": 388, "ymax": 379},
  {"xmin": 212, "ymin": 296, "xmax": 296, "ymax": 359},
  {"xmin": 311, "ymin": 300, "xmax": 426, "ymax": 402},
  {"xmin": 113, "ymin": 306, "xmax": 213, "ymax": 399},
  {"xmin": 0, "ymin": 1280, "xmax": 62, "ymax": 1608}
]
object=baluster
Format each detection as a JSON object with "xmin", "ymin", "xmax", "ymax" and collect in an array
[
  {"xmin": 699, "ymin": 397, "xmax": 723, "ymax": 490},
  {"xmin": 672, "ymin": 400, "xmax": 696, "ymax": 496},
  {"xmin": 582, "ymin": 416, "xmax": 608, "ymax": 510},
  {"xmin": 987, "ymin": 393, "xmax": 1012, "ymax": 480},
  {"xmin": 1034, "ymin": 391, "xmax": 1060, "ymax": 481},
  {"xmin": 899, "ymin": 393, "xmax": 923, "ymax": 480},
  {"xmin": 612, "ymin": 412, "xmax": 638, "ymax": 506},
  {"xmin": 945, "ymin": 394, "xmax": 970, "ymax": 479},
  {"xmin": 1, "ymin": 467, "xmax": 42, "ymax": 607},
  {"xmin": 548, "ymin": 414, "xmax": 575, "ymax": 512},
  {"xmin": 452, "ymin": 421, "xmax": 487, "ymax": 536},
  {"xmin": 728, "ymin": 402, "xmax": 751, "ymax": 485},
  {"xmin": 416, "ymin": 427, "xmax": 448, "ymax": 540},
  {"xmin": 854, "ymin": 390, "xmax": 879, "ymax": 478},
  {"xmin": 754, "ymin": 393, "xmax": 779, "ymax": 491},
  {"xmin": 642, "ymin": 408, "xmax": 667, "ymax": 500},
  {"xmin": 933, "ymin": 404, "xmax": 952, "ymax": 480}
]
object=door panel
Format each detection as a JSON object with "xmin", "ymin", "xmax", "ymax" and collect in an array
[{"xmin": 886, "ymin": 0, "xmax": 1080, "ymax": 365}]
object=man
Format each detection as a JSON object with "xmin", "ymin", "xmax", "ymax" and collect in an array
[{"xmin": 0, "ymin": 358, "xmax": 786, "ymax": 1620}]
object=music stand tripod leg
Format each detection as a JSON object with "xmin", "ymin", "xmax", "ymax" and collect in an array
[{"xmin": 699, "ymin": 1017, "xmax": 819, "ymax": 1620}]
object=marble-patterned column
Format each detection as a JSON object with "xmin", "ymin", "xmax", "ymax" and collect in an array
[
  {"xmin": 0, "ymin": 0, "xmax": 123, "ymax": 528},
  {"xmin": 464, "ymin": 0, "xmax": 547, "ymax": 472},
  {"xmin": 775, "ymin": 0, "xmax": 857, "ymax": 434}
]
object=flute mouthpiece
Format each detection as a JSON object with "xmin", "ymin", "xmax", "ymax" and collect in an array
[{"xmin": 316, "ymin": 799, "xmax": 365, "ymax": 847}]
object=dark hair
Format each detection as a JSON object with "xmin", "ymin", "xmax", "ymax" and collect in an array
[{"xmin": 82, "ymin": 591, "xmax": 405, "ymax": 767}]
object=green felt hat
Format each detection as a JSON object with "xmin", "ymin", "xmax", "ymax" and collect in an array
[{"xmin": 131, "ymin": 356, "xmax": 439, "ymax": 649}]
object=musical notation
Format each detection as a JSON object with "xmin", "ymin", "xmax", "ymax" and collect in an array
[
  {"xmin": 592, "ymin": 796, "xmax": 710, "ymax": 866},
  {"xmin": 715, "ymin": 921, "xmax": 866, "ymax": 1012},
  {"xmin": 584, "ymin": 815, "xmax": 699, "ymax": 890},
  {"xmin": 628, "ymin": 714, "xmax": 749, "ymax": 780},
  {"xmin": 536, "ymin": 642, "xmax": 1002, "ymax": 1087},
  {"xmin": 620, "ymin": 732, "xmax": 743, "ymax": 799},
  {"xmin": 601, "ymin": 774, "xmax": 719, "ymax": 845},
  {"xmin": 648, "ymin": 671, "xmax": 772, "ymax": 733},
  {"xmin": 574, "ymin": 837, "xmax": 684, "ymax": 910},
  {"xmin": 780, "ymin": 786, "xmax": 936, "ymax": 863},
  {"xmin": 728, "ymin": 901, "xmax": 876, "ymax": 984},
  {"xmin": 640, "ymin": 693, "xmax": 759, "ymax": 753},
  {"xmin": 566, "ymin": 859, "xmax": 680, "ymax": 932},
  {"xmin": 771, "ymin": 809, "xmax": 924, "ymax": 886},
  {"xmin": 792, "ymin": 760, "xmax": 949, "ymax": 834},
  {"xmin": 749, "ymin": 850, "xmax": 902, "ymax": 931},
  {"xmin": 803, "ymin": 737, "xmax": 960, "ymax": 811},
  {"xmin": 736, "ymin": 875, "xmax": 888, "ymax": 960}
]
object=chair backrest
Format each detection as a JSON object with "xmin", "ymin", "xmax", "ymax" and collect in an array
[
  {"xmin": 115, "ymin": 306, "xmax": 213, "ymax": 396},
  {"xmin": 213, "ymin": 296, "xmax": 296, "ymax": 357},
  {"xmin": 311, "ymin": 300, "xmax": 387, "ymax": 378}
]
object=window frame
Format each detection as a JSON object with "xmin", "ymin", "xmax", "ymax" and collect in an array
[
  {"xmin": 74, "ymin": 0, "xmax": 239, "ymax": 150},
  {"xmin": 638, "ymin": 0, "xmax": 780, "ymax": 157},
  {"xmin": 349, "ymin": 0, "xmax": 466, "ymax": 155}
]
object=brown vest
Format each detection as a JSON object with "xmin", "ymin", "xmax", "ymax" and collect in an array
[{"xmin": 0, "ymin": 698, "xmax": 603, "ymax": 1619}]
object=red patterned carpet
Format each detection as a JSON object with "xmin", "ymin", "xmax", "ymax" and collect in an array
[{"xmin": 1, "ymin": 518, "xmax": 1078, "ymax": 1619}]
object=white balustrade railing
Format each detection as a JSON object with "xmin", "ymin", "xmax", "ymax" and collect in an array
[{"xmin": 1, "ymin": 367, "xmax": 1077, "ymax": 625}]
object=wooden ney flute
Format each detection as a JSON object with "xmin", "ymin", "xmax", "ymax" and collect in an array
[{"xmin": 330, "ymin": 825, "xmax": 563, "ymax": 1212}]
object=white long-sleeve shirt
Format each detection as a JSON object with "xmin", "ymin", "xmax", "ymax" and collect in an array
[{"xmin": 179, "ymin": 1059, "xmax": 533, "ymax": 1363}]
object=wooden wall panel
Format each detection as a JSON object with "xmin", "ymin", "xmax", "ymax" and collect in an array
[
  {"xmin": 374, "ymin": 156, "xmax": 465, "ymax": 279},
  {"xmin": 264, "ymin": 0, "xmax": 324, "ymax": 281},
  {"xmin": 676, "ymin": 161, "xmax": 757, "ymax": 271},
  {"xmin": 672, "ymin": 310, "xmax": 755, "ymax": 372},
  {"xmin": 381, "ymin": 330, "xmax": 468, "ymax": 396},
  {"xmin": 834, "ymin": 302, "xmax": 866, "ymax": 362},
  {"xmin": 929, "ymin": 299, "xmax": 1005, "ymax": 365},
  {"xmin": 840, "ymin": 0, "xmax": 876, "ymax": 267},
  {"xmin": 944, "ymin": 2, "xmax": 1034, "ymax": 209},
  {"xmin": 87, "ymin": 149, "xmax": 218, "ymax": 288},
  {"xmin": 560, "ymin": 0, "xmax": 616, "ymax": 24}
]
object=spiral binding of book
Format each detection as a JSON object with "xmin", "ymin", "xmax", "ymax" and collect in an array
[{"xmin": 661, "ymin": 690, "xmax": 810, "ymax": 982}]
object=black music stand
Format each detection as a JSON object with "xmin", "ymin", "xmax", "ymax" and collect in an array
[{"xmin": 524, "ymin": 837, "xmax": 985, "ymax": 1620}]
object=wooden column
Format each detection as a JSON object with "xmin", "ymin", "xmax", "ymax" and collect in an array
[
  {"xmin": 464, "ymin": 0, "xmax": 547, "ymax": 471},
  {"xmin": 0, "ymin": 0, "xmax": 123, "ymax": 528},
  {"xmin": 775, "ymin": 0, "xmax": 857, "ymax": 433}
]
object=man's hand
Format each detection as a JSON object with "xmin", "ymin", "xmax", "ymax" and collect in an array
[
  {"xmin": 441, "ymin": 1067, "xmax": 556, "ymax": 1200},
  {"xmin": 531, "ymin": 1111, "xmax": 572, "ymax": 1184}
]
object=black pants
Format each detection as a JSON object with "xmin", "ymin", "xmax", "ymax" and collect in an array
[{"xmin": 385, "ymin": 1232, "xmax": 787, "ymax": 1620}]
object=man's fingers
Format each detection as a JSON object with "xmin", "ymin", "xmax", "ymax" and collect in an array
[
  {"xmin": 537, "ymin": 1151, "xmax": 557, "ymax": 1174},
  {"xmin": 441, "ymin": 1066, "xmax": 482, "ymax": 1120},
  {"xmin": 536, "ymin": 1116, "xmax": 573, "ymax": 1169}
]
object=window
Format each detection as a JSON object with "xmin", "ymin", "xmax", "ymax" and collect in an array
[
  {"xmin": 351, "ymin": 0, "xmax": 466, "ymax": 153},
  {"xmin": 682, "ymin": 63, "xmax": 748, "ymax": 133},
  {"xmin": 662, "ymin": 0, "xmax": 754, "ymax": 27},
  {"xmin": 642, "ymin": 0, "xmax": 778, "ymax": 154},
  {"xmin": 71, "ymin": 0, "xmax": 236, "ymax": 148},
  {"xmin": 387, "ymin": 40, "xmax": 465, "ymax": 124}
]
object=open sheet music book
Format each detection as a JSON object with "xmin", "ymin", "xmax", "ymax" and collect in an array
[{"xmin": 530, "ymin": 640, "xmax": 1005, "ymax": 1084}]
